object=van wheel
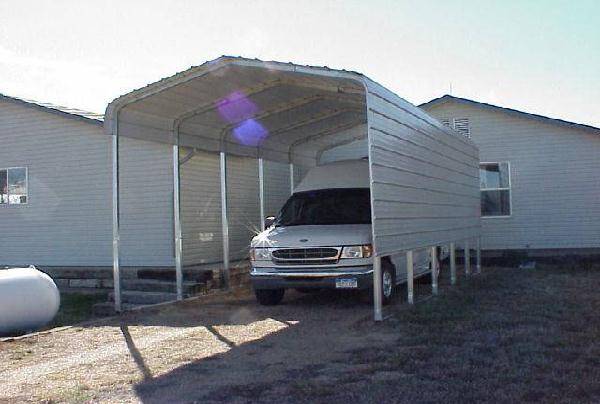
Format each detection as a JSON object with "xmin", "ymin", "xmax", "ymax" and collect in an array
[
  {"xmin": 381, "ymin": 259, "xmax": 396, "ymax": 305},
  {"xmin": 368, "ymin": 259, "xmax": 395, "ymax": 305},
  {"xmin": 255, "ymin": 289, "xmax": 285, "ymax": 305}
]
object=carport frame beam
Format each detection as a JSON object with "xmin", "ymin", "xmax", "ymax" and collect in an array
[
  {"xmin": 431, "ymin": 246, "xmax": 439, "ymax": 295},
  {"xmin": 464, "ymin": 240, "xmax": 471, "ymax": 276},
  {"xmin": 289, "ymin": 163, "xmax": 294, "ymax": 194},
  {"xmin": 220, "ymin": 152, "xmax": 230, "ymax": 289},
  {"xmin": 476, "ymin": 237, "xmax": 482, "ymax": 274},
  {"xmin": 373, "ymin": 256, "xmax": 383, "ymax": 321},
  {"xmin": 111, "ymin": 129, "xmax": 121, "ymax": 313},
  {"xmin": 259, "ymin": 158, "xmax": 265, "ymax": 230},
  {"xmin": 173, "ymin": 137, "xmax": 184, "ymax": 301},
  {"xmin": 406, "ymin": 250, "xmax": 414, "ymax": 304},
  {"xmin": 450, "ymin": 242, "xmax": 457, "ymax": 285}
]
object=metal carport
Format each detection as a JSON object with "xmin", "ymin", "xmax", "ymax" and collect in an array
[{"xmin": 105, "ymin": 56, "xmax": 481, "ymax": 321}]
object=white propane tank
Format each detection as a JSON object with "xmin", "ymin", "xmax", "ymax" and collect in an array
[{"xmin": 0, "ymin": 266, "xmax": 60, "ymax": 336}]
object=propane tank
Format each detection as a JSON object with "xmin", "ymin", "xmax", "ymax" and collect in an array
[{"xmin": 0, "ymin": 266, "xmax": 60, "ymax": 336}]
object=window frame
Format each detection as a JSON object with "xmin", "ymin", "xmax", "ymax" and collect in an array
[
  {"xmin": 479, "ymin": 161, "xmax": 511, "ymax": 219},
  {"xmin": 0, "ymin": 166, "xmax": 29, "ymax": 206}
]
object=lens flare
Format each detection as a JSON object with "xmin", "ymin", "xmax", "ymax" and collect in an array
[
  {"xmin": 233, "ymin": 119, "xmax": 268, "ymax": 146},
  {"xmin": 216, "ymin": 91, "xmax": 259, "ymax": 123}
]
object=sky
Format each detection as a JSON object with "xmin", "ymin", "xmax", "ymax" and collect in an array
[{"xmin": 0, "ymin": 0, "xmax": 598, "ymax": 126}]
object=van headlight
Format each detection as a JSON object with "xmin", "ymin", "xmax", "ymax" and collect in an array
[
  {"xmin": 250, "ymin": 247, "xmax": 272, "ymax": 261},
  {"xmin": 341, "ymin": 245, "xmax": 373, "ymax": 259}
]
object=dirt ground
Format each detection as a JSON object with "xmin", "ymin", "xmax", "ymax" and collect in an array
[{"xmin": 0, "ymin": 265, "xmax": 599, "ymax": 404}]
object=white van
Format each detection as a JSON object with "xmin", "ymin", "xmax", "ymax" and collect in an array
[{"xmin": 250, "ymin": 159, "xmax": 441, "ymax": 305}]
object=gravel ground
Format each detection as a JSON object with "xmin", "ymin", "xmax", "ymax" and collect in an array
[{"xmin": 0, "ymin": 265, "xmax": 598, "ymax": 403}]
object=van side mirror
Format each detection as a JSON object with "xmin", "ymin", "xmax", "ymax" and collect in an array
[{"xmin": 264, "ymin": 216, "xmax": 276, "ymax": 228}]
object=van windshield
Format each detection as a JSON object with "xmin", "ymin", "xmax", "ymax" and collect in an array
[{"xmin": 275, "ymin": 188, "xmax": 371, "ymax": 226}]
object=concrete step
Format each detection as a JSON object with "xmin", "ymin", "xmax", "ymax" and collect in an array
[
  {"xmin": 136, "ymin": 268, "xmax": 213, "ymax": 282},
  {"xmin": 109, "ymin": 290, "xmax": 180, "ymax": 305},
  {"xmin": 120, "ymin": 279, "xmax": 206, "ymax": 294}
]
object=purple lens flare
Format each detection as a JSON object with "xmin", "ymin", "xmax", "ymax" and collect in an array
[
  {"xmin": 233, "ymin": 119, "xmax": 268, "ymax": 147},
  {"xmin": 217, "ymin": 91, "xmax": 269, "ymax": 147},
  {"xmin": 216, "ymin": 91, "xmax": 259, "ymax": 123}
]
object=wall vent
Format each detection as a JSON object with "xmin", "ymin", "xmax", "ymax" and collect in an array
[{"xmin": 453, "ymin": 118, "xmax": 470, "ymax": 138}]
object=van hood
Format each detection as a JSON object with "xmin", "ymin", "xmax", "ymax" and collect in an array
[{"xmin": 251, "ymin": 224, "xmax": 372, "ymax": 248}]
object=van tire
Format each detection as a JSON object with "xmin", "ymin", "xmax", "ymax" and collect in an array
[
  {"xmin": 367, "ymin": 259, "xmax": 396, "ymax": 305},
  {"xmin": 381, "ymin": 259, "xmax": 396, "ymax": 305},
  {"xmin": 255, "ymin": 289, "xmax": 285, "ymax": 305}
]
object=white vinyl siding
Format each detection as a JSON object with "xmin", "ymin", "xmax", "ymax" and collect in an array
[
  {"xmin": 118, "ymin": 137, "xmax": 175, "ymax": 267},
  {"xmin": 423, "ymin": 101, "xmax": 600, "ymax": 250},
  {"xmin": 180, "ymin": 152, "xmax": 292, "ymax": 266},
  {"xmin": 0, "ymin": 99, "xmax": 112, "ymax": 266}
]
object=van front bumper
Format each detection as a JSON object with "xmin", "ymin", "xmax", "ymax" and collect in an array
[{"xmin": 250, "ymin": 266, "xmax": 374, "ymax": 290}]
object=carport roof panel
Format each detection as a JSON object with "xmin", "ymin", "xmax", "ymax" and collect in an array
[{"xmin": 105, "ymin": 57, "xmax": 369, "ymax": 164}]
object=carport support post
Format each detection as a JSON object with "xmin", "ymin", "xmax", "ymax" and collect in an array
[
  {"xmin": 111, "ymin": 132, "xmax": 121, "ymax": 313},
  {"xmin": 450, "ymin": 242, "xmax": 457, "ymax": 285},
  {"xmin": 289, "ymin": 163, "xmax": 294, "ymax": 194},
  {"xmin": 258, "ymin": 158, "xmax": 265, "ymax": 230},
  {"xmin": 173, "ymin": 141, "xmax": 183, "ymax": 301},
  {"xmin": 220, "ymin": 152, "xmax": 230, "ymax": 289},
  {"xmin": 476, "ymin": 237, "xmax": 482, "ymax": 274},
  {"xmin": 406, "ymin": 250, "xmax": 414, "ymax": 304},
  {"xmin": 431, "ymin": 246, "xmax": 439, "ymax": 295},
  {"xmin": 464, "ymin": 240, "xmax": 471, "ymax": 276},
  {"xmin": 373, "ymin": 256, "xmax": 383, "ymax": 321}
]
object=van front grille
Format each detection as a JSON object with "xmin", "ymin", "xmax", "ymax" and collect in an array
[{"xmin": 271, "ymin": 248, "xmax": 340, "ymax": 265}]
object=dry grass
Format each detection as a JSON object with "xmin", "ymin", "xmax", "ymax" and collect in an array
[{"xmin": 0, "ymin": 265, "xmax": 598, "ymax": 403}]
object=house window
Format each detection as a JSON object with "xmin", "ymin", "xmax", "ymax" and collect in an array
[
  {"xmin": 480, "ymin": 162, "xmax": 510, "ymax": 217},
  {"xmin": 0, "ymin": 167, "xmax": 28, "ymax": 205}
]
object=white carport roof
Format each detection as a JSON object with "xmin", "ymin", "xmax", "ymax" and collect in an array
[
  {"xmin": 105, "ymin": 56, "xmax": 368, "ymax": 166},
  {"xmin": 105, "ymin": 56, "xmax": 481, "ymax": 321}
]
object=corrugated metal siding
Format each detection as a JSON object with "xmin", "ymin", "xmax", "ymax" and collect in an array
[
  {"xmin": 365, "ymin": 80, "xmax": 481, "ymax": 256},
  {"xmin": 423, "ymin": 102, "xmax": 600, "ymax": 250},
  {"xmin": 0, "ymin": 99, "xmax": 112, "ymax": 266}
]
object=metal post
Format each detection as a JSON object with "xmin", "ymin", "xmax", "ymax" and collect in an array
[
  {"xmin": 431, "ymin": 246, "xmax": 439, "ymax": 295},
  {"xmin": 373, "ymin": 256, "xmax": 383, "ymax": 321},
  {"xmin": 476, "ymin": 237, "xmax": 482, "ymax": 274},
  {"xmin": 406, "ymin": 250, "xmax": 414, "ymax": 305},
  {"xmin": 111, "ymin": 131, "xmax": 121, "ymax": 313},
  {"xmin": 464, "ymin": 240, "xmax": 471, "ymax": 276},
  {"xmin": 450, "ymin": 242, "xmax": 457, "ymax": 285},
  {"xmin": 258, "ymin": 158, "xmax": 265, "ymax": 231},
  {"xmin": 289, "ymin": 163, "xmax": 294, "ymax": 195},
  {"xmin": 173, "ymin": 142, "xmax": 183, "ymax": 301},
  {"xmin": 220, "ymin": 152, "xmax": 230, "ymax": 289}
]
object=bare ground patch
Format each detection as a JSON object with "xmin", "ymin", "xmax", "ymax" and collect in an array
[{"xmin": 0, "ymin": 265, "xmax": 599, "ymax": 403}]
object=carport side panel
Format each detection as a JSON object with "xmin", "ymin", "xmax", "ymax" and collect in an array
[{"xmin": 365, "ymin": 82, "xmax": 481, "ymax": 257}]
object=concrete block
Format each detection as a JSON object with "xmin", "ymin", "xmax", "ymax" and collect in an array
[{"xmin": 69, "ymin": 278, "xmax": 101, "ymax": 288}]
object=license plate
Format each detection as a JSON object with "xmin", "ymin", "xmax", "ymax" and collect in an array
[{"xmin": 336, "ymin": 278, "xmax": 358, "ymax": 289}]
